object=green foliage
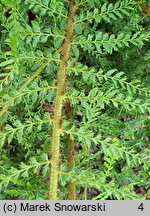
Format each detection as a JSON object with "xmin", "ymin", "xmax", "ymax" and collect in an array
[{"xmin": 0, "ymin": 0, "xmax": 150, "ymax": 200}]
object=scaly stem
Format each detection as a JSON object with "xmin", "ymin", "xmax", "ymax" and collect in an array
[
  {"xmin": 65, "ymin": 103, "xmax": 76, "ymax": 200},
  {"xmin": 48, "ymin": 0, "xmax": 76, "ymax": 200},
  {"xmin": 66, "ymin": 136, "xmax": 76, "ymax": 199}
]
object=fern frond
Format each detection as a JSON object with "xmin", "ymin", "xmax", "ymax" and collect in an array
[
  {"xmin": 0, "ymin": 157, "xmax": 50, "ymax": 190},
  {"xmin": 74, "ymin": 31, "xmax": 150, "ymax": 54},
  {"xmin": 0, "ymin": 112, "xmax": 51, "ymax": 147},
  {"xmin": 25, "ymin": 0, "xmax": 67, "ymax": 18},
  {"xmin": 75, "ymin": 0, "xmax": 135, "ymax": 24}
]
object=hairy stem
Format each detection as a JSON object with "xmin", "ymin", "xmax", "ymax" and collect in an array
[
  {"xmin": 65, "ymin": 103, "xmax": 76, "ymax": 200},
  {"xmin": 48, "ymin": 0, "xmax": 76, "ymax": 200}
]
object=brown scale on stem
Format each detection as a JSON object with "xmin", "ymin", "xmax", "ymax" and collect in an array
[
  {"xmin": 47, "ymin": 0, "xmax": 76, "ymax": 200},
  {"xmin": 64, "ymin": 102, "xmax": 76, "ymax": 200}
]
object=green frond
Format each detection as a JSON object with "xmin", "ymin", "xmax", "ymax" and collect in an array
[
  {"xmin": 74, "ymin": 31, "xmax": 150, "ymax": 54},
  {"xmin": 76, "ymin": 0, "xmax": 136, "ymax": 24},
  {"xmin": 0, "ymin": 157, "xmax": 50, "ymax": 191}
]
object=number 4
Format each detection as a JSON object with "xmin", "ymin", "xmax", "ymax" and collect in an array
[{"xmin": 138, "ymin": 203, "xmax": 144, "ymax": 211}]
